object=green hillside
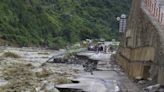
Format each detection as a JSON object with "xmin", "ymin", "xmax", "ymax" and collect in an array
[{"xmin": 0, "ymin": 0, "xmax": 131, "ymax": 47}]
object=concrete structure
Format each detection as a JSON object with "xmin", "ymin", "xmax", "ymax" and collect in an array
[
  {"xmin": 144, "ymin": 0, "xmax": 164, "ymax": 25},
  {"xmin": 116, "ymin": 0, "xmax": 164, "ymax": 85}
]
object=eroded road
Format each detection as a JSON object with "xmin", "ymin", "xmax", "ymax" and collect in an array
[{"xmin": 56, "ymin": 51, "xmax": 142, "ymax": 92}]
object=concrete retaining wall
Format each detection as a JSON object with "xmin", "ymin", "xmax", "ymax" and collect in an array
[{"xmin": 117, "ymin": 0, "xmax": 164, "ymax": 84}]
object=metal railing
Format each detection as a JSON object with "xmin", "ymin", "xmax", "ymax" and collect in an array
[{"xmin": 144, "ymin": 0, "xmax": 164, "ymax": 25}]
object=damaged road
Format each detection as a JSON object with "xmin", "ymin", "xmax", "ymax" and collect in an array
[{"xmin": 55, "ymin": 51, "xmax": 141, "ymax": 92}]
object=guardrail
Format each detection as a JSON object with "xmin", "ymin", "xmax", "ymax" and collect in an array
[{"xmin": 144, "ymin": 0, "xmax": 164, "ymax": 25}]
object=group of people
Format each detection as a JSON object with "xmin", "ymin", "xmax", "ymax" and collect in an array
[
  {"xmin": 88, "ymin": 42, "xmax": 113, "ymax": 54},
  {"xmin": 85, "ymin": 42, "xmax": 115, "ymax": 75}
]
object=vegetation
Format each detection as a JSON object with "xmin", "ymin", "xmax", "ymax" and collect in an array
[{"xmin": 0, "ymin": 0, "xmax": 131, "ymax": 48}]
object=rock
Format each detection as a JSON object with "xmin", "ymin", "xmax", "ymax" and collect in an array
[
  {"xmin": 35, "ymin": 68, "xmax": 52, "ymax": 78},
  {"xmin": 144, "ymin": 84, "xmax": 160, "ymax": 91},
  {"xmin": 138, "ymin": 80, "xmax": 146, "ymax": 84},
  {"xmin": 147, "ymin": 77, "xmax": 152, "ymax": 81},
  {"xmin": 135, "ymin": 76, "xmax": 142, "ymax": 80}
]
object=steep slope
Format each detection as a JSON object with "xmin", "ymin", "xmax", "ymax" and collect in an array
[{"xmin": 0, "ymin": 0, "xmax": 131, "ymax": 47}]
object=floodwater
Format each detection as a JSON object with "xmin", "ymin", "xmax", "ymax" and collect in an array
[{"xmin": 0, "ymin": 47, "xmax": 82, "ymax": 92}]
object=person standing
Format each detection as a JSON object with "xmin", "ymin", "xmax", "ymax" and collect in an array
[{"xmin": 96, "ymin": 44, "xmax": 100, "ymax": 54}]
